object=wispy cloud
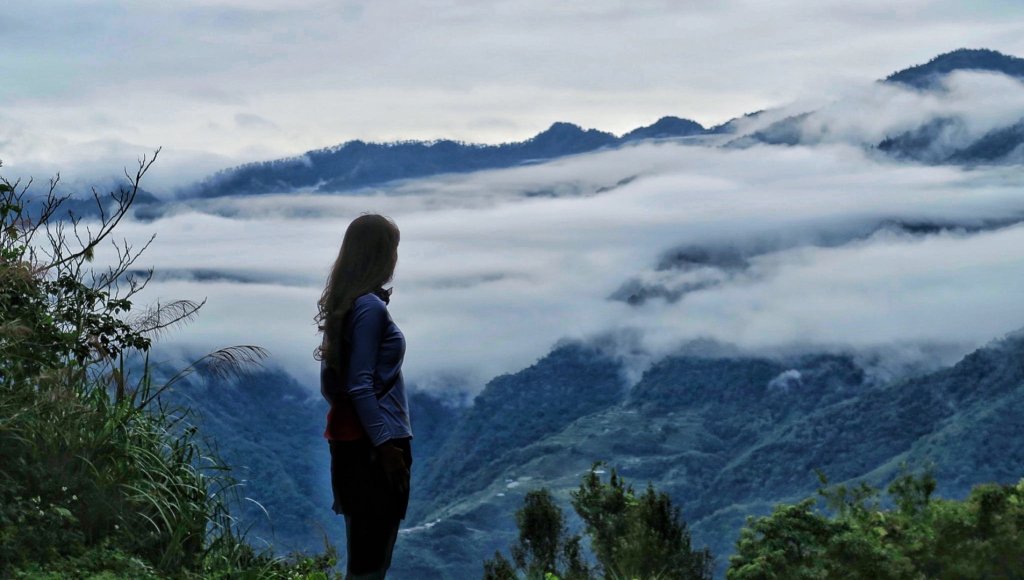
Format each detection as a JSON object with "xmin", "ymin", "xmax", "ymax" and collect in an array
[
  {"xmin": 9, "ymin": 1, "xmax": 1024, "ymax": 392},
  {"xmin": 3, "ymin": 1, "xmax": 1024, "ymax": 192},
  {"xmin": 103, "ymin": 132, "xmax": 1024, "ymax": 391}
]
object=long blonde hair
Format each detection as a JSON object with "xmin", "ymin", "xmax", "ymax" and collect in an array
[{"xmin": 315, "ymin": 213, "xmax": 400, "ymax": 369}]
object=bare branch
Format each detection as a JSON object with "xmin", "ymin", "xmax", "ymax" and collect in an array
[
  {"xmin": 92, "ymin": 185, "xmax": 108, "ymax": 225},
  {"xmin": 44, "ymin": 148, "xmax": 161, "ymax": 271},
  {"xmin": 94, "ymin": 232, "xmax": 156, "ymax": 293},
  {"xmin": 24, "ymin": 175, "xmax": 68, "ymax": 247}
]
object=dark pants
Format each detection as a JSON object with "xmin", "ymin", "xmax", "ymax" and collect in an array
[
  {"xmin": 329, "ymin": 437, "xmax": 412, "ymax": 578},
  {"xmin": 343, "ymin": 513, "xmax": 399, "ymax": 579}
]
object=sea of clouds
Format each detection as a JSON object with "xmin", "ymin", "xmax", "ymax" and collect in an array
[{"xmin": 82, "ymin": 72, "xmax": 1024, "ymax": 394}]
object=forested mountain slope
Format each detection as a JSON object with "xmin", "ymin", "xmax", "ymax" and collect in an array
[{"xmin": 392, "ymin": 331, "xmax": 1024, "ymax": 578}]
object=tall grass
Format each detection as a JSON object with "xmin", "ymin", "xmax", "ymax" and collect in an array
[
  {"xmin": 0, "ymin": 163, "xmax": 338, "ymax": 578},
  {"xmin": 0, "ymin": 354, "xmax": 338, "ymax": 578}
]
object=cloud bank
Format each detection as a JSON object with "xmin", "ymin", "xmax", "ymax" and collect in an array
[
  {"xmin": 94, "ymin": 130, "xmax": 1024, "ymax": 392},
  {"xmin": 3, "ymin": 0, "xmax": 1024, "ymax": 193}
]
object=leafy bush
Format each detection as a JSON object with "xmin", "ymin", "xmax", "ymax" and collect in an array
[
  {"xmin": 572, "ymin": 465, "xmax": 712, "ymax": 580},
  {"xmin": 484, "ymin": 464, "xmax": 712, "ymax": 580},
  {"xmin": 483, "ymin": 488, "xmax": 590, "ymax": 580},
  {"xmin": 0, "ymin": 158, "xmax": 338, "ymax": 578},
  {"xmin": 728, "ymin": 469, "xmax": 1024, "ymax": 579}
]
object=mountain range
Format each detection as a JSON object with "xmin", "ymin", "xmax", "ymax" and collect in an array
[
  {"xmin": 184, "ymin": 119, "xmax": 704, "ymax": 199},
  {"xmin": 143, "ymin": 48, "xmax": 1024, "ymax": 579},
  {"xmin": 173, "ymin": 325, "xmax": 1024, "ymax": 578},
  {"xmin": 395, "ymin": 328, "xmax": 1024, "ymax": 578},
  {"xmin": 175, "ymin": 48, "xmax": 1024, "ymax": 202},
  {"xmin": 885, "ymin": 47, "xmax": 1024, "ymax": 88}
]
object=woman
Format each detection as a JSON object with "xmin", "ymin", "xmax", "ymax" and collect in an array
[{"xmin": 316, "ymin": 213, "xmax": 412, "ymax": 579}]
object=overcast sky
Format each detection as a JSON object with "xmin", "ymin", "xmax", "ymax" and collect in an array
[
  {"xmin": 3, "ymin": 0, "xmax": 1024, "ymax": 189},
  {"xmin": 6, "ymin": 1, "xmax": 1024, "ymax": 392},
  {"xmin": 118, "ymin": 134, "xmax": 1024, "ymax": 392},
  {"xmin": 106, "ymin": 62, "xmax": 1024, "ymax": 391}
]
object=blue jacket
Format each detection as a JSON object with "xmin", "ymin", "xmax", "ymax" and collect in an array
[{"xmin": 327, "ymin": 290, "xmax": 412, "ymax": 446}]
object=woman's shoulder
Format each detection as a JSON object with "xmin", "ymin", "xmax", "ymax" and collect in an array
[
  {"xmin": 348, "ymin": 292, "xmax": 391, "ymax": 333},
  {"xmin": 352, "ymin": 291, "xmax": 387, "ymax": 312}
]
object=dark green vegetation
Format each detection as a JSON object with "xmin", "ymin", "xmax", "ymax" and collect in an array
[
  {"xmin": 481, "ymin": 467, "xmax": 1024, "ymax": 579},
  {"xmin": 483, "ymin": 466, "xmax": 712, "ymax": 580},
  {"xmin": 157, "ymin": 367, "xmax": 337, "ymax": 555},
  {"xmin": 0, "ymin": 160, "xmax": 338, "ymax": 578},
  {"xmin": 484, "ymin": 488, "xmax": 589, "ymax": 580},
  {"xmin": 152, "ymin": 367, "xmax": 463, "ymax": 558},
  {"xmin": 729, "ymin": 471, "xmax": 1024, "ymax": 578},
  {"xmin": 412, "ymin": 343, "xmax": 625, "ymax": 522},
  {"xmin": 144, "ymin": 241, "xmax": 1024, "ymax": 580},
  {"xmin": 387, "ymin": 330, "xmax": 1024, "ymax": 578}
]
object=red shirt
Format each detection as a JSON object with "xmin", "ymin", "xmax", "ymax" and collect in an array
[{"xmin": 323, "ymin": 363, "xmax": 366, "ymax": 441}]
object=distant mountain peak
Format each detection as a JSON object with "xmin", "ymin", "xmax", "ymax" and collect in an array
[
  {"xmin": 885, "ymin": 48, "xmax": 1024, "ymax": 89},
  {"xmin": 621, "ymin": 116, "xmax": 705, "ymax": 141},
  {"xmin": 530, "ymin": 121, "xmax": 606, "ymax": 142},
  {"xmin": 543, "ymin": 121, "xmax": 585, "ymax": 133}
]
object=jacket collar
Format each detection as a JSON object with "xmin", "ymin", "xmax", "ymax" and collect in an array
[{"xmin": 372, "ymin": 286, "xmax": 392, "ymax": 304}]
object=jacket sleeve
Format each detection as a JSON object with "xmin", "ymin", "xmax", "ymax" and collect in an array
[
  {"xmin": 344, "ymin": 297, "xmax": 394, "ymax": 447},
  {"xmin": 320, "ymin": 359, "xmax": 333, "ymax": 402}
]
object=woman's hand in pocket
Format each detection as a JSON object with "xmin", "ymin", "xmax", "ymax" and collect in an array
[{"xmin": 378, "ymin": 440, "xmax": 410, "ymax": 497}]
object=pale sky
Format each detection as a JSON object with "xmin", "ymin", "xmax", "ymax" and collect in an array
[
  {"xmin": 7, "ymin": 1, "xmax": 1024, "ymax": 390},
  {"xmin": 3, "ymin": 0, "xmax": 1024, "ymax": 189}
]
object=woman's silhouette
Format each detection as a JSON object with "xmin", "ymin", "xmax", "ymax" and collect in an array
[{"xmin": 316, "ymin": 213, "xmax": 412, "ymax": 579}]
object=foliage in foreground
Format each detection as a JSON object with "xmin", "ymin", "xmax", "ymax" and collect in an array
[
  {"xmin": 0, "ymin": 159, "xmax": 338, "ymax": 578},
  {"xmin": 727, "ymin": 470, "xmax": 1024, "ymax": 579},
  {"xmin": 483, "ymin": 464, "xmax": 713, "ymax": 580},
  {"xmin": 484, "ymin": 462, "xmax": 1024, "ymax": 579}
]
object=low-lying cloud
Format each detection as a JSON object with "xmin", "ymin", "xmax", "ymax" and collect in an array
[
  {"xmin": 92, "ymin": 135, "xmax": 1024, "ymax": 393},
  {"xmin": 728, "ymin": 71, "xmax": 1024, "ymax": 159}
]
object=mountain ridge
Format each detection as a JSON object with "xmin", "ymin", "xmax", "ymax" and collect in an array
[
  {"xmin": 166, "ymin": 327, "xmax": 1024, "ymax": 578},
  {"xmin": 884, "ymin": 48, "xmax": 1024, "ymax": 89},
  {"xmin": 393, "ymin": 329, "xmax": 1024, "ymax": 579},
  {"xmin": 178, "ymin": 48, "xmax": 1024, "ymax": 200},
  {"xmin": 185, "ymin": 116, "xmax": 705, "ymax": 198}
]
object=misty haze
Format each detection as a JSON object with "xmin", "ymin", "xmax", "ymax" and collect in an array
[{"xmin": 5, "ymin": 3, "xmax": 1024, "ymax": 579}]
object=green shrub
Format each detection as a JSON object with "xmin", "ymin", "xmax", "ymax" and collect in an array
[
  {"xmin": 0, "ymin": 158, "xmax": 338, "ymax": 578},
  {"xmin": 728, "ymin": 469, "xmax": 1024, "ymax": 579},
  {"xmin": 571, "ymin": 464, "xmax": 712, "ymax": 580},
  {"xmin": 484, "ymin": 464, "xmax": 712, "ymax": 580}
]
